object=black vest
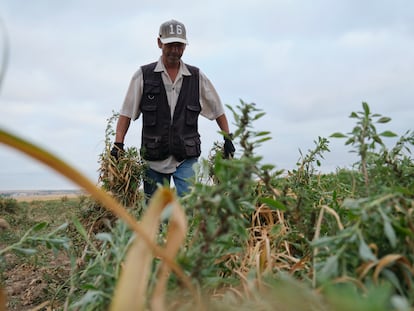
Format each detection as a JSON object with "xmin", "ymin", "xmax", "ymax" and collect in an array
[{"xmin": 140, "ymin": 62, "xmax": 201, "ymax": 162}]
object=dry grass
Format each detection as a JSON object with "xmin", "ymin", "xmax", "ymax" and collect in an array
[{"xmin": 13, "ymin": 193, "xmax": 83, "ymax": 202}]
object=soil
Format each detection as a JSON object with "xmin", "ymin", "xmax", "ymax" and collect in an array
[
  {"xmin": 3, "ymin": 252, "xmax": 71, "ymax": 310},
  {"xmin": 1, "ymin": 195, "xmax": 84, "ymax": 310}
]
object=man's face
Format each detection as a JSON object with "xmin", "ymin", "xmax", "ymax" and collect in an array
[{"xmin": 159, "ymin": 40, "xmax": 186, "ymax": 66}]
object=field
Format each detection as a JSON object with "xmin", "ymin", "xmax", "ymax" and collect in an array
[
  {"xmin": 0, "ymin": 190, "xmax": 84, "ymax": 202},
  {"xmin": 1, "ymin": 101, "xmax": 414, "ymax": 310},
  {"xmin": 0, "ymin": 195, "xmax": 87, "ymax": 310}
]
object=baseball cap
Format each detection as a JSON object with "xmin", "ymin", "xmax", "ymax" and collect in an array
[{"xmin": 159, "ymin": 19, "xmax": 188, "ymax": 45}]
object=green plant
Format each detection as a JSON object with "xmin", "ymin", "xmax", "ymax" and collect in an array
[
  {"xmin": 180, "ymin": 101, "xmax": 280, "ymax": 287},
  {"xmin": 64, "ymin": 219, "xmax": 134, "ymax": 310},
  {"xmin": 312, "ymin": 190, "xmax": 414, "ymax": 304},
  {"xmin": 286, "ymin": 136, "xmax": 332, "ymax": 241},
  {"xmin": 2, "ymin": 97, "xmax": 414, "ymax": 310},
  {"xmin": 311, "ymin": 103, "xmax": 414, "ymax": 306},
  {"xmin": 0, "ymin": 196, "xmax": 18, "ymax": 214},
  {"xmin": 331, "ymin": 102, "xmax": 397, "ymax": 192},
  {"xmin": 0, "ymin": 222, "xmax": 69, "ymax": 257},
  {"xmin": 368, "ymin": 130, "xmax": 414, "ymax": 189}
]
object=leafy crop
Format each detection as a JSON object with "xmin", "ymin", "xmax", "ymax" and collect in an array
[{"xmin": 1, "ymin": 101, "xmax": 413, "ymax": 311}]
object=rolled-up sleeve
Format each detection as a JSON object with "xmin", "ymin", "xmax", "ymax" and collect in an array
[
  {"xmin": 120, "ymin": 69, "xmax": 144, "ymax": 121},
  {"xmin": 199, "ymin": 70, "xmax": 225, "ymax": 120}
]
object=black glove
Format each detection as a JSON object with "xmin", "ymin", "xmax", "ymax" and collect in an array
[
  {"xmin": 223, "ymin": 134, "xmax": 235, "ymax": 159},
  {"xmin": 110, "ymin": 142, "xmax": 124, "ymax": 160}
]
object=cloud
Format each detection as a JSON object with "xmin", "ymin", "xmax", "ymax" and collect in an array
[{"xmin": 1, "ymin": 0, "xmax": 413, "ymax": 190}]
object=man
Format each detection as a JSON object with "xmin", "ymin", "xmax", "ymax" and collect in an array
[{"xmin": 111, "ymin": 19, "xmax": 235, "ymax": 199}]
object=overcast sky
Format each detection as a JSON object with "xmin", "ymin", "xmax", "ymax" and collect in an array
[{"xmin": 0, "ymin": 1, "xmax": 413, "ymax": 190}]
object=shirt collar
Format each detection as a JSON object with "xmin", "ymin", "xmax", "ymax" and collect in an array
[{"xmin": 154, "ymin": 57, "xmax": 192, "ymax": 76}]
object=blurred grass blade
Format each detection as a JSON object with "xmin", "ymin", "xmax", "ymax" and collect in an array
[
  {"xmin": 0, "ymin": 16, "xmax": 9, "ymax": 93},
  {"xmin": 150, "ymin": 199, "xmax": 188, "ymax": 311},
  {"xmin": 110, "ymin": 188, "xmax": 187, "ymax": 311}
]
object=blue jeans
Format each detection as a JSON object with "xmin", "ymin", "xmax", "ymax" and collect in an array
[{"xmin": 143, "ymin": 157, "xmax": 198, "ymax": 200}]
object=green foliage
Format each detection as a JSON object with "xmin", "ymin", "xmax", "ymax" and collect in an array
[
  {"xmin": 312, "ymin": 102, "xmax": 414, "ymax": 306},
  {"xmin": 367, "ymin": 130, "xmax": 414, "ymax": 190},
  {"xmin": 0, "ymin": 221, "xmax": 69, "ymax": 257},
  {"xmin": 311, "ymin": 189, "xmax": 414, "ymax": 307},
  {"xmin": 64, "ymin": 219, "xmax": 133, "ymax": 310},
  {"xmin": 285, "ymin": 136, "xmax": 332, "ymax": 241},
  {"xmin": 0, "ymin": 196, "xmax": 18, "ymax": 213},
  {"xmin": 1, "ymin": 100, "xmax": 413, "ymax": 310},
  {"xmin": 181, "ymin": 101, "xmax": 273, "ymax": 286},
  {"xmin": 331, "ymin": 102, "xmax": 398, "ymax": 191}
]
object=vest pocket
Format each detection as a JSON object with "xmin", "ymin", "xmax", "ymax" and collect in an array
[
  {"xmin": 185, "ymin": 105, "xmax": 201, "ymax": 126},
  {"xmin": 183, "ymin": 134, "xmax": 201, "ymax": 158},
  {"xmin": 141, "ymin": 135, "xmax": 162, "ymax": 160},
  {"xmin": 141, "ymin": 104, "xmax": 157, "ymax": 126},
  {"xmin": 144, "ymin": 80, "xmax": 161, "ymax": 97}
]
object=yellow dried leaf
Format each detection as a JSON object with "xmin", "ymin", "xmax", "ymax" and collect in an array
[
  {"xmin": 332, "ymin": 276, "xmax": 366, "ymax": 292},
  {"xmin": 357, "ymin": 261, "xmax": 377, "ymax": 279},
  {"xmin": 108, "ymin": 163, "xmax": 118, "ymax": 176},
  {"xmin": 373, "ymin": 254, "xmax": 403, "ymax": 283},
  {"xmin": 109, "ymin": 188, "xmax": 174, "ymax": 311},
  {"xmin": 150, "ymin": 199, "xmax": 188, "ymax": 311}
]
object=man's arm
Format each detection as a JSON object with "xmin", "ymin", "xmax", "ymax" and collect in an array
[
  {"xmin": 215, "ymin": 113, "xmax": 230, "ymax": 135},
  {"xmin": 115, "ymin": 115, "xmax": 131, "ymax": 143}
]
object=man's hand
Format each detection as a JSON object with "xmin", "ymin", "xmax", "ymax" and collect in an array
[
  {"xmin": 110, "ymin": 142, "xmax": 124, "ymax": 160},
  {"xmin": 223, "ymin": 134, "xmax": 235, "ymax": 159}
]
